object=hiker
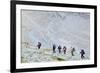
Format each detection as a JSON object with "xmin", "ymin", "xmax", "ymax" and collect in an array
[
  {"xmin": 58, "ymin": 45, "xmax": 62, "ymax": 54},
  {"xmin": 63, "ymin": 46, "xmax": 67, "ymax": 54},
  {"xmin": 80, "ymin": 49, "xmax": 85, "ymax": 59},
  {"xmin": 37, "ymin": 42, "xmax": 41, "ymax": 49},
  {"xmin": 53, "ymin": 44, "xmax": 56, "ymax": 53},
  {"xmin": 71, "ymin": 47, "xmax": 75, "ymax": 56}
]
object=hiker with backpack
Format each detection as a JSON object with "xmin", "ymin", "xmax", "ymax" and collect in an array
[
  {"xmin": 63, "ymin": 46, "xmax": 67, "ymax": 54},
  {"xmin": 58, "ymin": 45, "xmax": 62, "ymax": 54},
  {"xmin": 80, "ymin": 49, "xmax": 85, "ymax": 59},
  {"xmin": 37, "ymin": 42, "xmax": 41, "ymax": 49}
]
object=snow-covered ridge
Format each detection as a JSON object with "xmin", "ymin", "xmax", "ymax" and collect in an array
[{"xmin": 21, "ymin": 10, "xmax": 90, "ymax": 63}]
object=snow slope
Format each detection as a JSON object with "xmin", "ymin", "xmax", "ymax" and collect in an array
[{"xmin": 21, "ymin": 10, "xmax": 90, "ymax": 63}]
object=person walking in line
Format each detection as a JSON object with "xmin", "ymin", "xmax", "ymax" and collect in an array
[
  {"xmin": 53, "ymin": 44, "xmax": 56, "ymax": 53},
  {"xmin": 71, "ymin": 47, "xmax": 75, "ymax": 56},
  {"xmin": 63, "ymin": 46, "xmax": 67, "ymax": 54},
  {"xmin": 58, "ymin": 45, "xmax": 62, "ymax": 54},
  {"xmin": 80, "ymin": 49, "xmax": 85, "ymax": 59},
  {"xmin": 37, "ymin": 42, "xmax": 41, "ymax": 49}
]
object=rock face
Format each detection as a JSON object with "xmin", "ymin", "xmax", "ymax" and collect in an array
[{"xmin": 21, "ymin": 10, "xmax": 90, "ymax": 63}]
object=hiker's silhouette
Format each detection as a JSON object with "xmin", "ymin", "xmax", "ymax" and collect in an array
[
  {"xmin": 37, "ymin": 42, "xmax": 41, "ymax": 49},
  {"xmin": 71, "ymin": 47, "xmax": 75, "ymax": 56},
  {"xmin": 63, "ymin": 46, "xmax": 67, "ymax": 54},
  {"xmin": 80, "ymin": 49, "xmax": 85, "ymax": 59},
  {"xmin": 53, "ymin": 44, "xmax": 56, "ymax": 53},
  {"xmin": 58, "ymin": 45, "xmax": 62, "ymax": 53}
]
